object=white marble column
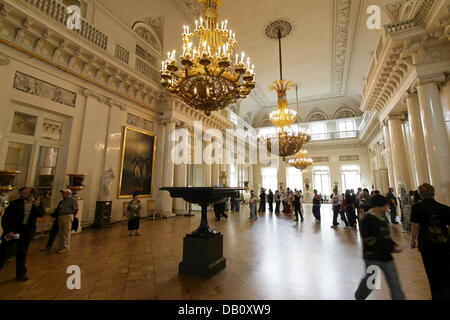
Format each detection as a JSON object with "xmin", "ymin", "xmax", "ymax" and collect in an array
[
  {"xmin": 440, "ymin": 79, "xmax": 450, "ymax": 141},
  {"xmin": 161, "ymin": 120, "xmax": 176, "ymax": 217},
  {"xmin": 382, "ymin": 120, "xmax": 395, "ymax": 189},
  {"xmin": 173, "ymin": 163, "xmax": 187, "ymax": 215},
  {"xmin": 212, "ymin": 164, "xmax": 220, "ymax": 186},
  {"xmin": 417, "ymin": 77, "xmax": 450, "ymax": 205},
  {"xmin": 388, "ymin": 115, "xmax": 411, "ymax": 192},
  {"xmin": 404, "ymin": 91, "xmax": 430, "ymax": 185},
  {"xmin": 204, "ymin": 165, "xmax": 212, "ymax": 187}
]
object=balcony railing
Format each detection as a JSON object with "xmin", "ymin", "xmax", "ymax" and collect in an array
[{"xmin": 22, "ymin": 0, "xmax": 108, "ymax": 50}]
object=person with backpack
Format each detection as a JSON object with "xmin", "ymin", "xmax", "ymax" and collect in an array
[
  {"xmin": 410, "ymin": 183, "xmax": 450, "ymax": 300},
  {"xmin": 354, "ymin": 195, "xmax": 405, "ymax": 300}
]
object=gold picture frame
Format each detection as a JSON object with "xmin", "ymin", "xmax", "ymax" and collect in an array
[{"xmin": 118, "ymin": 127, "xmax": 157, "ymax": 198}]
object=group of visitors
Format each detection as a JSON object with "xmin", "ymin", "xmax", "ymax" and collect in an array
[
  {"xmin": 0, "ymin": 187, "xmax": 78, "ymax": 281},
  {"xmin": 252, "ymin": 187, "xmax": 305, "ymax": 222}
]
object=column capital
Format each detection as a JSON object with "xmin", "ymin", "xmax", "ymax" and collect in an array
[
  {"xmin": 414, "ymin": 73, "xmax": 447, "ymax": 87},
  {"xmin": 387, "ymin": 113, "xmax": 405, "ymax": 121}
]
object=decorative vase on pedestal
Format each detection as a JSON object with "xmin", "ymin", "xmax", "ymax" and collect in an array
[
  {"xmin": 0, "ymin": 170, "xmax": 20, "ymax": 193},
  {"xmin": 66, "ymin": 174, "xmax": 87, "ymax": 199}
]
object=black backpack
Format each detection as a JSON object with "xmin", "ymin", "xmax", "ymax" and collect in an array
[{"xmin": 427, "ymin": 210, "xmax": 449, "ymax": 244}]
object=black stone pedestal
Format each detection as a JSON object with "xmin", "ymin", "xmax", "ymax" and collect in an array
[
  {"xmin": 179, "ymin": 234, "xmax": 226, "ymax": 278},
  {"xmin": 160, "ymin": 187, "xmax": 243, "ymax": 279}
]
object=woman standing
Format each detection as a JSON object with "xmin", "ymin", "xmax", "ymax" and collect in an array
[
  {"xmin": 312, "ymin": 190, "xmax": 322, "ymax": 222},
  {"xmin": 249, "ymin": 190, "xmax": 258, "ymax": 221},
  {"xmin": 344, "ymin": 189, "xmax": 357, "ymax": 227},
  {"xmin": 258, "ymin": 188, "xmax": 266, "ymax": 213},
  {"xmin": 399, "ymin": 187, "xmax": 413, "ymax": 232},
  {"xmin": 127, "ymin": 192, "xmax": 141, "ymax": 236}
]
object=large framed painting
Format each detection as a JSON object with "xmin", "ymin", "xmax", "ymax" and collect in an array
[{"xmin": 118, "ymin": 127, "xmax": 157, "ymax": 198}]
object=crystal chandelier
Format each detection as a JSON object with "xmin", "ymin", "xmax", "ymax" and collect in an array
[
  {"xmin": 258, "ymin": 20, "xmax": 311, "ymax": 160},
  {"xmin": 288, "ymin": 150, "xmax": 313, "ymax": 171},
  {"xmin": 160, "ymin": 0, "xmax": 256, "ymax": 116}
]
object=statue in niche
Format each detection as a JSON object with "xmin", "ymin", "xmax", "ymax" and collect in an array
[{"xmin": 101, "ymin": 167, "xmax": 115, "ymax": 201}]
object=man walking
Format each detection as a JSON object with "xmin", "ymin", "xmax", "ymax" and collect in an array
[
  {"xmin": 355, "ymin": 195, "xmax": 405, "ymax": 300},
  {"xmin": 0, "ymin": 187, "xmax": 45, "ymax": 281},
  {"xmin": 54, "ymin": 188, "xmax": 78, "ymax": 254}
]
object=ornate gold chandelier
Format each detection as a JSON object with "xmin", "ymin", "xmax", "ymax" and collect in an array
[
  {"xmin": 160, "ymin": 0, "xmax": 255, "ymax": 116},
  {"xmin": 288, "ymin": 150, "xmax": 313, "ymax": 171},
  {"xmin": 258, "ymin": 21, "xmax": 311, "ymax": 160}
]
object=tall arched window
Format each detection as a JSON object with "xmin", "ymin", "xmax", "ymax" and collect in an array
[
  {"xmin": 313, "ymin": 165, "xmax": 331, "ymax": 197},
  {"xmin": 341, "ymin": 165, "xmax": 361, "ymax": 191}
]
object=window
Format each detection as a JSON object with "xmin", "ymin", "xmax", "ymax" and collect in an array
[
  {"xmin": 337, "ymin": 119, "xmax": 355, "ymax": 132},
  {"xmin": 261, "ymin": 167, "xmax": 277, "ymax": 192},
  {"xmin": 313, "ymin": 165, "xmax": 331, "ymax": 196},
  {"xmin": 286, "ymin": 167, "xmax": 302, "ymax": 191},
  {"xmin": 309, "ymin": 123, "xmax": 328, "ymax": 140},
  {"xmin": 336, "ymin": 119, "xmax": 356, "ymax": 138},
  {"xmin": 341, "ymin": 165, "xmax": 361, "ymax": 192}
]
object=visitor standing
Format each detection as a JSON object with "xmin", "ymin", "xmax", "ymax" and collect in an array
[
  {"xmin": 345, "ymin": 190, "xmax": 357, "ymax": 227},
  {"xmin": 249, "ymin": 190, "xmax": 257, "ymax": 221},
  {"xmin": 293, "ymin": 191, "xmax": 304, "ymax": 222},
  {"xmin": 258, "ymin": 188, "xmax": 266, "ymax": 213},
  {"xmin": 387, "ymin": 187, "xmax": 398, "ymax": 224},
  {"xmin": 312, "ymin": 190, "xmax": 322, "ymax": 222},
  {"xmin": 268, "ymin": 189, "xmax": 274, "ymax": 214},
  {"xmin": 399, "ymin": 187, "xmax": 412, "ymax": 233},
  {"xmin": 275, "ymin": 190, "xmax": 281, "ymax": 214},
  {"xmin": 0, "ymin": 187, "xmax": 45, "ymax": 281},
  {"xmin": 127, "ymin": 192, "xmax": 142, "ymax": 236},
  {"xmin": 410, "ymin": 183, "xmax": 450, "ymax": 300},
  {"xmin": 54, "ymin": 188, "xmax": 78, "ymax": 254}
]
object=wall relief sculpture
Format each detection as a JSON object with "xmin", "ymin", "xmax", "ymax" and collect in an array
[
  {"xmin": 13, "ymin": 72, "xmax": 76, "ymax": 107},
  {"xmin": 127, "ymin": 113, "xmax": 154, "ymax": 132}
]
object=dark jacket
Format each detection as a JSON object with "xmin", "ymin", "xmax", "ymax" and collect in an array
[
  {"xmin": 360, "ymin": 211, "xmax": 397, "ymax": 261},
  {"xmin": 1, "ymin": 198, "xmax": 45, "ymax": 236},
  {"xmin": 411, "ymin": 199, "xmax": 450, "ymax": 251}
]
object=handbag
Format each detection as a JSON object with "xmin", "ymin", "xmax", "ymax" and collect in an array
[{"xmin": 71, "ymin": 217, "xmax": 79, "ymax": 232}]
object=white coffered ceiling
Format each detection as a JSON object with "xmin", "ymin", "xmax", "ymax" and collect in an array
[{"xmin": 96, "ymin": 0, "xmax": 392, "ymax": 119}]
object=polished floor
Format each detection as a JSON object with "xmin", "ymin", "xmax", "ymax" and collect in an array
[{"xmin": 0, "ymin": 204, "xmax": 431, "ymax": 300}]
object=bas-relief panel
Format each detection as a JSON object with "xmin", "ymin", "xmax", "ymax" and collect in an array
[
  {"xmin": 311, "ymin": 156, "xmax": 330, "ymax": 162},
  {"xmin": 13, "ymin": 72, "xmax": 77, "ymax": 108},
  {"xmin": 339, "ymin": 155, "xmax": 360, "ymax": 161},
  {"xmin": 126, "ymin": 113, "xmax": 154, "ymax": 132}
]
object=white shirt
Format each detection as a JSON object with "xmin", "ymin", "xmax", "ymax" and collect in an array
[{"xmin": 23, "ymin": 200, "xmax": 33, "ymax": 224}]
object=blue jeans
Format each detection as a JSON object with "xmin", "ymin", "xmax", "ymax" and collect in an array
[{"xmin": 355, "ymin": 259, "xmax": 405, "ymax": 300}]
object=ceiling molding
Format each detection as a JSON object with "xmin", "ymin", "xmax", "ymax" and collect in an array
[{"xmin": 332, "ymin": 0, "xmax": 353, "ymax": 96}]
